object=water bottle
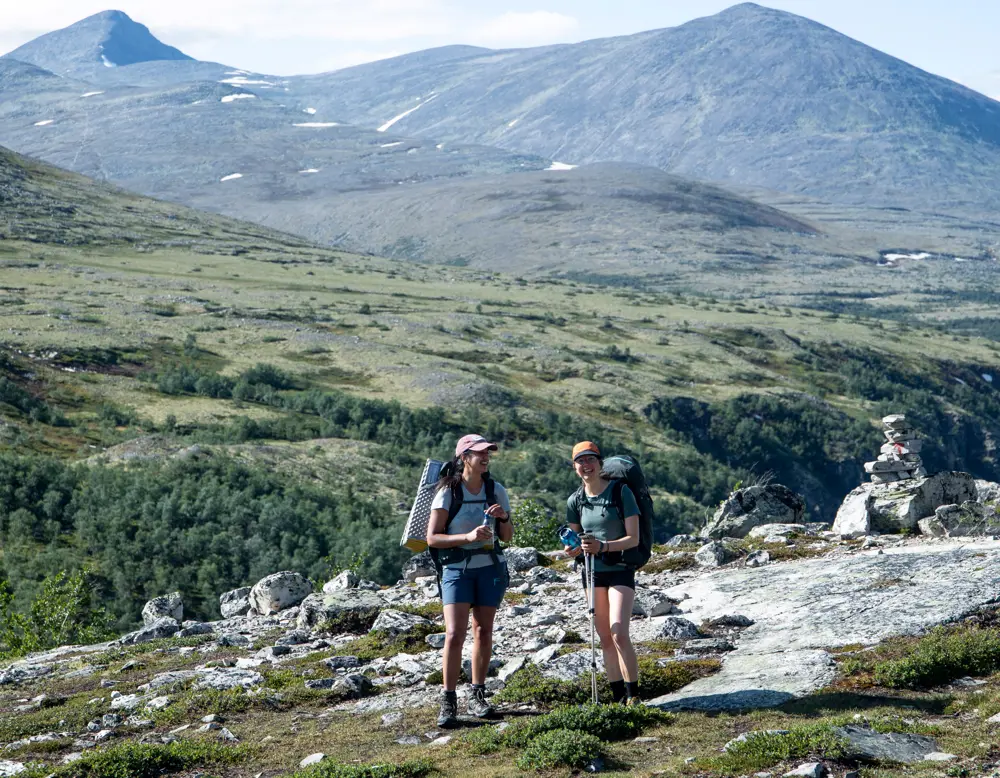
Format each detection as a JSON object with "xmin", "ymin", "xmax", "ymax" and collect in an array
[
  {"xmin": 481, "ymin": 512, "xmax": 494, "ymax": 550},
  {"xmin": 559, "ymin": 525, "xmax": 581, "ymax": 550}
]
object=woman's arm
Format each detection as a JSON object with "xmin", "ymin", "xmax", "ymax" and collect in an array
[
  {"xmin": 427, "ymin": 507, "xmax": 489, "ymax": 548},
  {"xmin": 601, "ymin": 514, "xmax": 639, "ymax": 553}
]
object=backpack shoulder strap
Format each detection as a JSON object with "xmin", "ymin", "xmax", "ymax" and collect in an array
[
  {"xmin": 611, "ymin": 479, "xmax": 627, "ymax": 522},
  {"xmin": 568, "ymin": 486, "xmax": 585, "ymax": 522},
  {"xmin": 446, "ymin": 482, "xmax": 464, "ymax": 526},
  {"xmin": 484, "ymin": 475, "xmax": 497, "ymax": 507}
]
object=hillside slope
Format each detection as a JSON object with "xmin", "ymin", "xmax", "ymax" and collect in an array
[{"xmin": 290, "ymin": 3, "xmax": 1000, "ymax": 211}]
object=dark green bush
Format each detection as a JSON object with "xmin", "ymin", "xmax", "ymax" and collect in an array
[
  {"xmin": 516, "ymin": 728, "xmax": 603, "ymax": 771},
  {"xmin": 701, "ymin": 724, "xmax": 846, "ymax": 774},
  {"xmin": 40, "ymin": 739, "xmax": 250, "ymax": 777}
]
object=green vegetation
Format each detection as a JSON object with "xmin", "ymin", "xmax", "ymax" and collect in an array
[
  {"xmin": 838, "ymin": 623, "xmax": 1000, "ymax": 689},
  {"xmin": 516, "ymin": 729, "xmax": 604, "ymax": 771},
  {"xmin": 287, "ymin": 759, "xmax": 432, "ymax": 778},
  {"xmin": 699, "ymin": 724, "xmax": 847, "ymax": 774},
  {"xmin": 328, "ymin": 623, "xmax": 441, "ymax": 661},
  {"xmin": 20, "ymin": 740, "xmax": 253, "ymax": 778}
]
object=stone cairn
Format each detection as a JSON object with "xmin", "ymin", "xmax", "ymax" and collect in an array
[{"xmin": 864, "ymin": 414, "xmax": 927, "ymax": 484}]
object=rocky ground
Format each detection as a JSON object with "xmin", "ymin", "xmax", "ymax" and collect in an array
[{"xmin": 2, "ymin": 518, "xmax": 1000, "ymax": 777}]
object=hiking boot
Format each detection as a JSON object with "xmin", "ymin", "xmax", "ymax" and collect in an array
[
  {"xmin": 467, "ymin": 686, "xmax": 494, "ymax": 718},
  {"xmin": 625, "ymin": 695, "xmax": 642, "ymax": 706},
  {"xmin": 437, "ymin": 693, "xmax": 459, "ymax": 728}
]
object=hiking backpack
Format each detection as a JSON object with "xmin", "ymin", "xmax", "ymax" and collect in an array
[{"xmin": 568, "ymin": 454, "xmax": 654, "ymax": 569}]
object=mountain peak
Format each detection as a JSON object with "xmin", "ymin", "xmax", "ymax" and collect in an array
[{"xmin": 3, "ymin": 9, "xmax": 192, "ymax": 76}]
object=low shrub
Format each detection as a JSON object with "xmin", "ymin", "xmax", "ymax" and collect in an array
[
  {"xmin": 873, "ymin": 626, "xmax": 1000, "ymax": 688},
  {"xmin": 288, "ymin": 758, "xmax": 432, "ymax": 778},
  {"xmin": 639, "ymin": 656, "xmax": 721, "ymax": 697},
  {"xmin": 328, "ymin": 623, "xmax": 440, "ymax": 661},
  {"xmin": 466, "ymin": 702, "xmax": 670, "ymax": 754},
  {"xmin": 516, "ymin": 728, "xmax": 604, "ymax": 771},
  {"xmin": 838, "ymin": 624, "xmax": 1000, "ymax": 689},
  {"xmin": 34, "ymin": 740, "xmax": 251, "ymax": 778},
  {"xmin": 493, "ymin": 662, "xmax": 603, "ymax": 707}
]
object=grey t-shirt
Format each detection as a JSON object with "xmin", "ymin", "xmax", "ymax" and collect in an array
[
  {"xmin": 567, "ymin": 482, "xmax": 639, "ymax": 572},
  {"xmin": 431, "ymin": 480, "xmax": 511, "ymax": 569}
]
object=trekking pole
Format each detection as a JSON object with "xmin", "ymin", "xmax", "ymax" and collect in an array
[{"xmin": 585, "ymin": 549, "xmax": 598, "ymax": 704}]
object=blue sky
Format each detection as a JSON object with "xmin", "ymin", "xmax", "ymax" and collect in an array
[{"xmin": 3, "ymin": 1, "xmax": 998, "ymax": 96}]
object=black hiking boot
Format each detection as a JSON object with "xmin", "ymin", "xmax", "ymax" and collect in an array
[
  {"xmin": 467, "ymin": 685, "xmax": 494, "ymax": 718},
  {"xmin": 437, "ymin": 691, "xmax": 459, "ymax": 728}
]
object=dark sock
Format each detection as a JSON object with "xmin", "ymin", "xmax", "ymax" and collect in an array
[
  {"xmin": 626, "ymin": 681, "xmax": 640, "ymax": 699},
  {"xmin": 443, "ymin": 690, "xmax": 457, "ymax": 700},
  {"xmin": 609, "ymin": 679, "xmax": 627, "ymax": 703},
  {"xmin": 471, "ymin": 684, "xmax": 486, "ymax": 695}
]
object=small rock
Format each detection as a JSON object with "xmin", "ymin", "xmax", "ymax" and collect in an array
[
  {"xmin": 395, "ymin": 735, "xmax": 421, "ymax": 745},
  {"xmin": 300, "ymin": 753, "xmax": 326, "ymax": 768},
  {"xmin": 218, "ymin": 727, "xmax": 239, "ymax": 742},
  {"xmin": 424, "ymin": 633, "xmax": 446, "ymax": 649},
  {"xmin": 199, "ymin": 722, "xmax": 221, "ymax": 732},
  {"xmin": 275, "ymin": 629, "xmax": 311, "ymax": 646},
  {"xmin": 708, "ymin": 614, "xmax": 755, "ymax": 628},
  {"xmin": 634, "ymin": 736, "xmax": 659, "ymax": 743},
  {"xmin": 430, "ymin": 735, "xmax": 452, "ymax": 746},
  {"xmin": 381, "ymin": 712, "xmax": 403, "ymax": 727},
  {"xmin": 655, "ymin": 616, "xmax": 701, "ymax": 640},
  {"xmin": 324, "ymin": 656, "xmax": 362, "ymax": 670},
  {"xmin": 219, "ymin": 587, "xmax": 252, "ymax": 618},
  {"xmin": 923, "ymin": 753, "xmax": 957, "ymax": 762},
  {"xmin": 695, "ymin": 541, "xmax": 729, "ymax": 567},
  {"xmin": 745, "ymin": 550, "xmax": 770, "ymax": 567},
  {"xmin": 201, "ymin": 714, "xmax": 223, "ymax": 724},
  {"xmin": 782, "ymin": 762, "xmax": 825, "ymax": 778},
  {"xmin": 323, "ymin": 570, "xmax": 360, "ymax": 592}
]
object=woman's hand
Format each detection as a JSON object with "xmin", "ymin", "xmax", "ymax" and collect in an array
[
  {"xmin": 484, "ymin": 504, "xmax": 508, "ymax": 520},
  {"xmin": 580, "ymin": 534, "xmax": 603, "ymax": 555},
  {"xmin": 465, "ymin": 524, "xmax": 493, "ymax": 544},
  {"xmin": 564, "ymin": 544, "xmax": 582, "ymax": 558}
]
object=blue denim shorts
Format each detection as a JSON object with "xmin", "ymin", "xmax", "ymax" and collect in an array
[{"xmin": 441, "ymin": 563, "xmax": 509, "ymax": 607}]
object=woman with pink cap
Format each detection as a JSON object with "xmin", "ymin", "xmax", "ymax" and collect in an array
[{"xmin": 426, "ymin": 433, "xmax": 513, "ymax": 727}]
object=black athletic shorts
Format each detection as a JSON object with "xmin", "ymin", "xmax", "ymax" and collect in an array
[{"xmin": 579, "ymin": 567, "xmax": 635, "ymax": 590}]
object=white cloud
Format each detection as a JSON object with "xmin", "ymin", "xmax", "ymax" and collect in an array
[{"xmin": 472, "ymin": 10, "xmax": 579, "ymax": 47}]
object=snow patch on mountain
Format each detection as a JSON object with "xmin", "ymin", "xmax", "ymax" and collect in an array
[
  {"xmin": 293, "ymin": 122, "xmax": 339, "ymax": 128},
  {"xmin": 81, "ymin": 91, "xmax": 104, "ymax": 98},
  {"xmin": 221, "ymin": 94, "xmax": 255, "ymax": 103},
  {"xmin": 377, "ymin": 95, "xmax": 437, "ymax": 133},
  {"xmin": 219, "ymin": 173, "xmax": 243, "ymax": 182},
  {"xmin": 546, "ymin": 161, "xmax": 577, "ymax": 171},
  {"xmin": 34, "ymin": 120, "xmax": 54, "ymax": 126}
]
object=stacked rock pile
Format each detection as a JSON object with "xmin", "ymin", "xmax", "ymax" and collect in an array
[{"xmin": 864, "ymin": 414, "xmax": 927, "ymax": 484}]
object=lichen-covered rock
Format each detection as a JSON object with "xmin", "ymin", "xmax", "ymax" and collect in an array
[
  {"xmin": 934, "ymin": 501, "xmax": 1000, "ymax": 537},
  {"xmin": 655, "ymin": 616, "xmax": 702, "ymax": 640},
  {"xmin": 194, "ymin": 668, "xmax": 263, "ymax": 691},
  {"xmin": 505, "ymin": 547, "xmax": 540, "ymax": 572},
  {"xmin": 632, "ymin": 588, "xmax": 679, "ymax": 617},
  {"xmin": 296, "ymin": 590, "xmax": 382, "ymax": 631},
  {"xmin": 976, "ymin": 479, "xmax": 1000, "ymax": 504},
  {"xmin": 401, "ymin": 551, "xmax": 436, "ymax": 582},
  {"xmin": 702, "ymin": 485, "xmax": 805, "ymax": 539},
  {"xmin": 370, "ymin": 609, "xmax": 432, "ymax": 637},
  {"xmin": 141, "ymin": 593, "xmax": 183, "ymax": 626},
  {"xmin": 249, "ymin": 572, "xmax": 312, "ymax": 616},
  {"xmin": 332, "ymin": 673, "xmax": 373, "ymax": 698},
  {"xmin": 119, "ymin": 618, "xmax": 179, "ymax": 646},
  {"xmin": 834, "ymin": 472, "xmax": 979, "ymax": 537},
  {"xmin": 323, "ymin": 571, "xmax": 360, "ymax": 593},
  {"xmin": 219, "ymin": 587, "xmax": 251, "ymax": 618},
  {"xmin": 695, "ymin": 541, "xmax": 729, "ymax": 567}
]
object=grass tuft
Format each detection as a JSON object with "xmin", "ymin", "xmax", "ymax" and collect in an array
[
  {"xmin": 285, "ymin": 758, "xmax": 433, "ymax": 778},
  {"xmin": 699, "ymin": 724, "xmax": 847, "ymax": 774},
  {"xmin": 25, "ymin": 739, "xmax": 252, "ymax": 778}
]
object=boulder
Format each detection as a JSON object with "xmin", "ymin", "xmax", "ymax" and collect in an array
[
  {"xmin": 141, "ymin": 593, "xmax": 183, "ymax": 626},
  {"xmin": 695, "ymin": 541, "xmax": 729, "ymax": 568},
  {"xmin": 834, "ymin": 473, "xmax": 979, "ymax": 537},
  {"xmin": 219, "ymin": 587, "xmax": 251, "ymax": 618},
  {"xmin": 249, "ymin": 572, "xmax": 312, "ymax": 615},
  {"xmin": 976, "ymin": 479, "xmax": 1000, "ymax": 504},
  {"xmin": 504, "ymin": 547, "xmax": 541, "ymax": 572},
  {"xmin": 119, "ymin": 618, "xmax": 180, "ymax": 646},
  {"xmin": 916, "ymin": 516, "xmax": 947, "ymax": 537},
  {"xmin": 869, "ymin": 472, "xmax": 977, "ymax": 532},
  {"xmin": 332, "ymin": 673, "xmax": 373, "ymax": 698},
  {"xmin": 783, "ymin": 763, "xmax": 825, "ymax": 778},
  {"xmin": 934, "ymin": 501, "xmax": 1000, "ymax": 537},
  {"xmin": 832, "ymin": 725, "xmax": 941, "ymax": 764},
  {"xmin": 665, "ymin": 534, "xmax": 699, "ymax": 546},
  {"xmin": 748, "ymin": 524, "xmax": 807, "ymax": 540},
  {"xmin": 177, "ymin": 623, "xmax": 214, "ymax": 638},
  {"xmin": 702, "ymin": 485, "xmax": 805, "ymax": 539},
  {"xmin": 632, "ymin": 588, "xmax": 680, "ymax": 617},
  {"xmin": 656, "ymin": 616, "xmax": 702, "ymax": 640},
  {"xmin": 323, "ymin": 571, "xmax": 359, "ymax": 592},
  {"xmin": 745, "ymin": 550, "xmax": 770, "ymax": 567},
  {"xmin": 833, "ymin": 485, "xmax": 872, "ymax": 538},
  {"xmin": 0, "ymin": 761, "xmax": 27, "ymax": 776},
  {"xmin": 369, "ymin": 609, "xmax": 432, "ymax": 637},
  {"xmin": 324, "ymin": 656, "xmax": 362, "ymax": 670},
  {"xmin": 194, "ymin": 668, "xmax": 263, "ymax": 691},
  {"xmin": 275, "ymin": 629, "xmax": 312, "ymax": 646},
  {"xmin": 297, "ymin": 590, "xmax": 382, "ymax": 631},
  {"xmin": 402, "ymin": 551, "xmax": 436, "ymax": 582}
]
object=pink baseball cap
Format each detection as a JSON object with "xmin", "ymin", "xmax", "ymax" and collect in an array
[{"xmin": 455, "ymin": 434, "xmax": 499, "ymax": 457}]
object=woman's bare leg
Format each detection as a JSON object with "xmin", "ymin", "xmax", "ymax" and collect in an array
[
  {"xmin": 442, "ymin": 603, "xmax": 470, "ymax": 690},
  {"xmin": 470, "ymin": 606, "xmax": 497, "ymax": 684},
  {"xmin": 608, "ymin": 585, "xmax": 638, "ymax": 682}
]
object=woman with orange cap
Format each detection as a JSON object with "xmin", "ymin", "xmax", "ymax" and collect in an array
[
  {"xmin": 427, "ymin": 434, "xmax": 513, "ymax": 727},
  {"xmin": 564, "ymin": 440, "xmax": 641, "ymax": 704}
]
